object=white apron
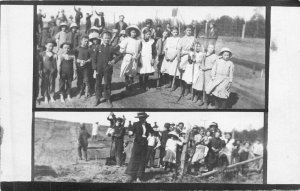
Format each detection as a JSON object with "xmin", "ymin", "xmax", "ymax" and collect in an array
[{"xmin": 138, "ymin": 39, "xmax": 155, "ymax": 74}]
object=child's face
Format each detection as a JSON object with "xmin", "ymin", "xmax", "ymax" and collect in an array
[
  {"xmin": 81, "ymin": 38, "xmax": 89, "ymax": 47},
  {"xmin": 144, "ymin": 32, "xmax": 151, "ymax": 40},
  {"xmin": 92, "ymin": 39, "xmax": 99, "ymax": 45},
  {"xmin": 162, "ymin": 31, "xmax": 168, "ymax": 38},
  {"xmin": 215, "ymin": 132, "xmax": 220, "ymax": 138},
  {"xmin": 206, "ymin": 131, "xmax": 211, "ymax": 136},
  {"xmin": 102, "ymin": 34, "xmax": 111, "ymax": 45},
  {"xmin": 207, "ymin": 45, "xmax": 215, "ymax": 54},
  {"xmin": 63, "ymin": 44, "xmax": 70, "ymax": 53},
  {"xmin": 46, "ymin": 43, "xmax": 54, "ymax": 52},
  {"xmin": 222, "ymin": 52, "xmax": 231, "ymax": 61},
  {"xmin": 146, "ymin": 24, "xmax": 151, "ymax": 28},
  {"xmin": 61, "ymin": 26, "xmax": 66, "ymax": 32},
  {"xmin": 185, "ymin": 28, "xmax": 192, "ymax": 36},
  {"xmin": 130, "ymin": 30, "xmax": 137, "ymax": 38},
  {"xmin": 196, "ymin": 44, "xmax": 201, "ymax": 52},
  {"xmin": 171, "ymin": 29, "xmax": 178, "ymax": 37}
]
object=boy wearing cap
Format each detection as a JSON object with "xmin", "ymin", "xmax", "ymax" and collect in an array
[
  {"xmin": 74, "ymin": 6, "xmax": 83, "ymax": 27},
  {"xmin": 92, "ymin": 31, "xmax": 122, "ymax": 107},
  {"xmin": 111, "ymin": 117, "xmax": 126, "ymax": 166},
  {"xmin": 70, "ymin": 23, "xmax": 81, "ymax": 49},
  {"xmin": 55, "ymin": 22, "xmax": 71, "ymax": 54},
  {"xmin": 74, "ymin": 35, "xmax": 92, "ymax": 99},
  {"xmin": 89, "ymin": 33, "xmax": 101, "ymax": 95},
  {"xmin": 57, "ymin": 42, "xmax": 77, "ymax": 103},
  {"xmin": 39, "ymin": 39, "xmax": 58, "ymax": 104},
  {"xmin": 78, "ymin": 124, "xmax": 91, "ymax": 161},
  {"xmin": 85, "ymin": 12, "xmax": 93, "ymax": 35}
]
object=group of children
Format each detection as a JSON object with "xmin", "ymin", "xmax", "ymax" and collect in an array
[
  {"xmin": 88, "ymin": 113, "xmax": 263, "ymax": 177},
  {"xmin": 37, "ymin": 8, "xmax": 235, "ymax": 109}
]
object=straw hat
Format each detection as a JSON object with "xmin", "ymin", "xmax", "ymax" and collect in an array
[
  {"xmin": 134, "ymin": 112, "xmax": 149, "ymax": 118},
  {"xmin": 219, "ymin": 47, "xmax": 233, "ymax": 57},
  {"xmin": 89, "ymin": 33, "xmax": 100, "ymax": 41},
  {"xmin": 45, "ymin": 38, "xmax": 57, "ymax": 47},
  {"xmin": 168, "ymin": 131, "xmax": 179, "ymax": 139},
  {"xmin": 90, "ymin": 26, "xmax": 100, "ymax": 33},
  {"xmin": 119, "ymin": 30, "xmax": 126, "ymax": 35},
  {"xmin": 59, "ymin": 22, "xmax": 68, "ymax": 29},
  {"xmin": 70, "ymin": 23, "xmax": 78, "ymax": 29},
  {"xmin": 126, "ymin": 25, "xmax": 141, "ymax": 37},
  {"xmin": 60, "ymin": 42, "xmax": 72, "ymax": 49}
]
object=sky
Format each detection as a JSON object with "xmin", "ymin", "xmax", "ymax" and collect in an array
[
  {"xmin": 37, "ymin": 6, "xmax": 265, "ymax": 25},
  {"xmin": 35, "ymin": 112, "xmax": 264, "ymax": 132}
]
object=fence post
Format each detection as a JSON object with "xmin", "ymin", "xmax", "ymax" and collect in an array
[{"xmin": 242, "ymin": 23, "xmax": 246, "ymax": 39}]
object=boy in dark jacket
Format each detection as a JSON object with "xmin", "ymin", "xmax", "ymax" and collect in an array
[
  {"xmin": 111, "ymin": 117, "xmax": 126, "ymax": 166},
  {"xmin": 78, "ymin": 124, "xmax": 91, "ymax": 161},
  {"xmin": 92, "ymin": 31, "xmax": 122, "ymax": 107},
  {"xmin": 74, "ymin": 35, "xmax": 91, "ymax": 99},
  {"xmin": 70, "ymin": 23, "xmax": 81, "ymax": 49}
]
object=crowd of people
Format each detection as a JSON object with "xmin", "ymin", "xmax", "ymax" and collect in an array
[
  {"xmin": 77, "ymin": 112, "xmax": 263, "ymax": 183},
  {"xmin": 36, "ymin": 7, "xmax": 234, "ymax": 109}
]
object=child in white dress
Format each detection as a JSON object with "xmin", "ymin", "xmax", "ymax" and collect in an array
[
  {"xmin": 163, "ymin": 131, "xmax": 183, "ymax": 172},
  {"xmin": 161, "ymin": 27, "xmax": 180, "ymax": 90},
  {"xmin": 206, "ymin": 47, "xmax": 234, "ymax": 109},
  {"xmin": 119, "ymin": 25, "xmax": 142, "ymax": 91},
  {"xmin": 138, "ymin": 28, "xmax": 156, "ymax": 90},
  {"xmin": 177, "ymin": 25, "xmax": 196, "ymax": 97},
  {"xmin": 192, "ymin": 44, "xmax": 218, "ymax": 107}
]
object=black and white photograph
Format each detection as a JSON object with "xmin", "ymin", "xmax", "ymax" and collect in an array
[
  {"xmin": 35, "ymin": 6, "xmax": 266, "ymax": 109},
  {"xmin": 34, "ymin": 112, "xmax": 264, "ymax": 183}
]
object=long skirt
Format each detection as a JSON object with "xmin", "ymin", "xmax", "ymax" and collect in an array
[
  {"xmin": 120, "ymin": 54, "xmax": 138, "ymax": 77},
  {"xmin": 193, "ymin": 70, "xmax": 212, "ymax": 91},
  {"xmin": 191, "ymin": 145, "xmax": 207, "ymax": 164},
  {"xmin": 163, "ymin": 149, "xmax": 176, "ymax": 164},
  {"xmin": 162, "ymin": 49, "xmax": 179, "ymax": 76},
  {"xmin": 138, "ymin": 55, "xmax": 155, "ymax": 74},
  {"xmin": 125, "ymin": 141, "xmax": 148, "ymax": 179},
  {"xmin": 206, "ymin": 76, "xmax": 231, "ymax": 99},
  {"xmin": 182, "ymin": 63, "xmax": 200, "ymax": 84}
]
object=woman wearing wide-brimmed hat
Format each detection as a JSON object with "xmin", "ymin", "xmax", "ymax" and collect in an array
[
  {"xmin": 206, "ymin": 47, "xmax": 234, "ymax": 109},
  {"xmin": 125, "ymin": 112, "xmax": 154, "ymax": 183},
  {"xmin": 119, "ymin": 25, "xmax": 142, "ymax": 91}
]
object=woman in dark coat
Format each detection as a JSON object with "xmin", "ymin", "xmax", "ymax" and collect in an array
[
  {"xmin": 125, "ymin": 112, "xmax": 154, "ymax": 183},
  {"xmin": 205, "ymin": 130, "xmax": 224, "ymax": 171}
]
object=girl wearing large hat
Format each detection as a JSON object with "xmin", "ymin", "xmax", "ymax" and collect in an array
[
  {"xmin": 163, "ymin": 131, "xmax": 183, "ymax": 172},
  {"xmin": 206, "ymin": 47, "xmax": 234, "ymax": 109},
  {"xmin": 119, "ymin": 25, "xmax": 142, "ymax": 91},
  {"xmin": 125, "ymin": 112, "xmax": 153, "ymax": 183}
]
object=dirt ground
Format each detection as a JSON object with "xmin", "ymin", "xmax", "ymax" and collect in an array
[
  {"xmin": 36, "ymin": 36, "xmax": 265, "ymax": 109},
  {"xmin": 34, "ymin": 118, "xmax": 263, "ymax": 183}
]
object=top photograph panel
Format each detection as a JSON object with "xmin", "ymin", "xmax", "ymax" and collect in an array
[{"xmin": 35, "ymin": 6, "xmax": 266, "ymax": 109}]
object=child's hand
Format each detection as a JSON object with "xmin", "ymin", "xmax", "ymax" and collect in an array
[{"xmin": 151, "ymin": 59, "xmax": 155, "ymax": 66}]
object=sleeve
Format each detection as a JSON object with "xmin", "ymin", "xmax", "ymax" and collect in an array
[
  {"xmin": 114, "ymin": 23, "xmax": 118, "ymax": 29},
  {"xmin": 92, "ymin": 47, "xmax": 97, "ymax": 70},
  {"xmin": 229, "ymin": 62, "xmax": 234, "ymax": 82},
  {"xmin": 119, "ymin": 38, "xmax": 128, "ymax": 54},
  {"xmin": 156, "ymin": 39, "xmax": 162, "ymax": 56},
  {"xmin": 151, "ymin": 40, "xmax": 157, "ymax": 59},
  {"xmin": 211, "ymin": 60, "xmax": 217, "ymax": 79},
  {"xmin": 156, "ymin": 137, "xmax": 161, "ymax": 148}
]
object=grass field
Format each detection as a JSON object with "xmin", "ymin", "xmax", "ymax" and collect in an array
[{"xmin": 34, "ymin": 118, "xmax": 263, "ymax": 183}]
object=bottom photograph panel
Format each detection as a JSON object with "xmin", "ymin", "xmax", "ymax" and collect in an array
[{"xmin": 33, "ymin": 112, "xmax": 264, "ymax": 184}]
